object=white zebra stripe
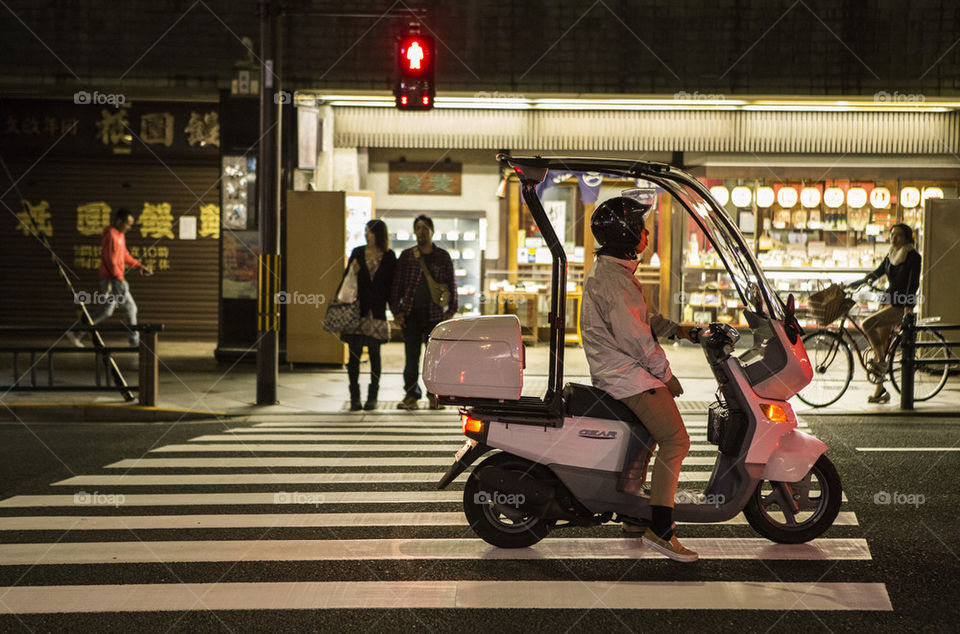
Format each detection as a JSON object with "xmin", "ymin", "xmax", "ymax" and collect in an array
[
  {"xmin": 188, "ymin": 434, "xmax": 710, "ymax": 442},
  {"xmin": 52, "ymin": 471, "xmax": 712, "ymax": 486},
  {"xmin": 149, "ymin": 443, "xmax": 722, "ymax": 453},
  {"xmin": 0, "ymin": 511, "xmax": 861, "ymax": 531},
  {"xmin": 0, "ymin": 537, "xmax": 872, "ymax": 565},
  {"xmin": 0, "ymin": 489, "xmax": 849, "ymax": 507},
  {"xmin": 105, "ymin": 456, "xmax": 722, "ymax": 468},
  {"xmin": 0, "ymin": 580, "xmax": 893, "ymax": 613}
]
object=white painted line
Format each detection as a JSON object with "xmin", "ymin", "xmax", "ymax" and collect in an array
[
  {"xmin": 0, "ymin": 491, "xmax": 462, "ymax": 508},
  {"xmin": 150, "ymin": 443, "xmax": 721, "ymax": 453},
  {"xmin": 856, "ymin": 447, "xmax": 960, "ymax": 452},
  {"xmin": 105, "ymin": 456, "xmax": 722, "ymax": 468},
  {"xmin": 52, "ymin": 471, "xmax": 716, "ymax": 487},
  {"xmin": 0, "ymin": 580, "xmax": 893, "ymax": 613},
  {"xmin": 244, "ymin": 426, "xmax": 464, "ymax": 433},
  {"xmin": 245, "ymin": 422, "xmax": 723, "ymax": 430},
  {"xmin": 189, "ymin": 434, "xmax": 710, "ymax": 442},
  {"xmin": 193, "ymin": 433, "xmax": 473, "ymax": 441},
  {"xmin": 0, "ymin": 488, "xmax": 849, "ymax": 507},
  {"xmin": 0, "ymin": 511, "xmax": 860, "ymax": 531},
  {"xmin": 0, "ymin": 537, "xmax": 873, "ymax": 565}
]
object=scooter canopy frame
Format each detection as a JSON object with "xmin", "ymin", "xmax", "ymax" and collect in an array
[{"xmin": 497, "ymin": 152, "xmax": 786, "ymax": 403}]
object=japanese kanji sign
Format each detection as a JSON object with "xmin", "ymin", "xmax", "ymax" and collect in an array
[
  {"xmin": 139, "ymin": 202, "xmax": 175, "ymax": 239},
  {"xmin": 388, "ymin": 161, "xmax": 461, "ymax": 195},
  {"xmin": 76, "ymin": 201, "xmax": 112, "ymax": 236},
  {"xmin": 199, "ymin": 203, "xmax": 220, "ymax": 239},
  {"xmin": 15, "ymin": 200, "xmax": 53, "ymax": 237}
]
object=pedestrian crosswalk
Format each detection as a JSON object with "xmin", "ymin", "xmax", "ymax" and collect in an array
[{"xmin": 0, "ymin": 414, "xmax": 891, "ymax": 617}]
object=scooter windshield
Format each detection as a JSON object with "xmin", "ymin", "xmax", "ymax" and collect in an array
[
  {"xmin": 500, "ymin": 155, "xmax": 784, "ymax": 322},
  {"xmin": 650, "ymin": 176, "xmax": 784, "ymax": 322}
]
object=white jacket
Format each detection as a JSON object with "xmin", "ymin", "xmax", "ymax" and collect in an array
[{"xmin": 580, "ymin": 255, "xmax": 678, "ymax": 399}]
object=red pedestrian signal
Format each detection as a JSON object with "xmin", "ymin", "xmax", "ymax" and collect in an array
[{"xmin": 395, "ymin": 34, "xmax": 435, "ymax": 110}]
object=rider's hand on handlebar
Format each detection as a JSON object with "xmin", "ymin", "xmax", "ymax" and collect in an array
[{"xmin": 665, "ymin": 375, "xmax": 684, "ymax": 398}]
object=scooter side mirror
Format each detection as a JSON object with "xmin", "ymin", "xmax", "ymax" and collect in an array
[
  {"xmin": 746, "ymin": 282, "xmax": 763, "ymax": 314},
  {"xmin": 783, "ymin": 293, "xmax": 803, "ymax": 345}
]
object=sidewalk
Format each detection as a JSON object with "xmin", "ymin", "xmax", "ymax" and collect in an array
[{"xmin": 1, "ymin": 338, "xmax": 958, "ymax": 420}]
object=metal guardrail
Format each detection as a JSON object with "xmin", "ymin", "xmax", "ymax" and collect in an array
[
  {"xmin": 899, "ymin": 313, "xmax": 960, "ymax": 410},
  {"xmin": 0, "ymin": 325, "xmax": 164, "ymax": 406}
]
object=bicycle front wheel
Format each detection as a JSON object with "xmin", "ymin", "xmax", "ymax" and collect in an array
[
  {"xmin": 797, "ymin": 330, "xmax": 853, "ymax": 408},
  {"xmin": 889, "ymin": 330, "xmax": 951, "ymax": 401}
]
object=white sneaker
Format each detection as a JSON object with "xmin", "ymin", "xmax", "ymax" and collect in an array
[{"xmin": 65, "ymin": 331, "xmax": 85, "ymax": 348}]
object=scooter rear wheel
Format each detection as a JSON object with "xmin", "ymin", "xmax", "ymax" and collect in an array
[
  {"xmin": 463, "ymin": 453, "xmax": 554, "ymax": 548},
  {"xmin": 743, "ymin": 454, "xmax": 842, "ymax": 544}
]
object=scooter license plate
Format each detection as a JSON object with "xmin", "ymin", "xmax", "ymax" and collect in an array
[{"xmin": 455, "ymin": 439, "xmax": 477, "ymax": 462}]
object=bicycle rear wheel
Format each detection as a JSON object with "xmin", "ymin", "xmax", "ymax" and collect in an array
[
  {"xmin": 797, "ymin": 330, "xmax": 853, "ymax": 408},
  {"xmin": 888, "ymin": 331, "xmax": 951, "ymax": 401}
]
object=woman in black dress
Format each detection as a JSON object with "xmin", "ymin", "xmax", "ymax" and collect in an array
[{"xmin": 341, "ymin": 220, "xmax": 396, "ymax": 410}]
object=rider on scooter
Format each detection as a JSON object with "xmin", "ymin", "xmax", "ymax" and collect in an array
[{"xmin": 580, "ymin": 196, "xmax": 700, "ymax": 562}]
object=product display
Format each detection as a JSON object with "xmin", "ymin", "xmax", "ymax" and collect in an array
[
  {"xmin": 678, "ymin": 178, "xmax": 956, "ymax": 326},
  {"xmin": 386, "ymin": 212, "xmax": 484, "ymax": 316}
]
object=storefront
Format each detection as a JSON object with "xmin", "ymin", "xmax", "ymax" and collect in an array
[
  {"xmin": 293, "ymin": 95, "xmax": 960, "ymax": 340},
  {"xmin": 682, "ymin": 166, "xmax": 958, "ymax": 328},
  {"xmin": 0, "ymin": 98, "xmax": 221, "ymax": 339}
]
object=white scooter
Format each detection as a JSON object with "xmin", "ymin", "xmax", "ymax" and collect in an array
[{"xmin": 424, "ymin": 154, "xmax": 842, "ymax": 548}]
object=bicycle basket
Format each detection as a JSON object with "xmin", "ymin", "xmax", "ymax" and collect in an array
[{"xmin": 807, "ymin": 284, "xmax": 855, "ymax": 326}]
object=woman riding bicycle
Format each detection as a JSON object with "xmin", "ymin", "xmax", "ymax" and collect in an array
[{"xmin": 850, "ymin": 223, "xmax": 921, "ymax": 404}]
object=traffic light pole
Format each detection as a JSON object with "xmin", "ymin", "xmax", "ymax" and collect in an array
[{"xmin": 256, "ymin": 0, "xmax": 281, "ymax": 405}]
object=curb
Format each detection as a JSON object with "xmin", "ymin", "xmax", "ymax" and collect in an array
[
  {"xmin": 798, "ymin": 408, "xmax": 960, "ymax": 418},
  {"xmin": 0, "ymin": 403, "xmax": 231, "ymax": 423}
]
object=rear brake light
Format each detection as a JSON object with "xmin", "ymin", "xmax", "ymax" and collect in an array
[
  {"xmin": 461, "ymin": 414, "xmax": 485, "ymax": 434},
  {"xmin": 760, "ymin": 403, "xmax": 788, "ymax": 423}
]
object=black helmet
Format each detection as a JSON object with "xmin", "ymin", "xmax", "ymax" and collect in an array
[{"xmin": 590, "ymin": 196, "xmax": 649, "ymax": 249}]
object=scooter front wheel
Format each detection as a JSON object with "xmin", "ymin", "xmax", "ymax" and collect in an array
[
  {"xmin": 463, "ymin": 453, "xmax": 554, "ymax": 548},
  {"xmin": 743, "ymin": 454, "xmax": 842, "ymax": 544}
]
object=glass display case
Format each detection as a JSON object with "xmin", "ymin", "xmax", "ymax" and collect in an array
[
  {"xmin": 679, "ymin": 178, "xmax": 956, "ymax": 327},
  {"xmin": 383, "ymin": 210, "xmax": 485, "ymax": 316}
]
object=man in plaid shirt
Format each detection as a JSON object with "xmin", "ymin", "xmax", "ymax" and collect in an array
[{"xmin": 390, "ymin": 214, "xmax": 458, "ymax": 409}]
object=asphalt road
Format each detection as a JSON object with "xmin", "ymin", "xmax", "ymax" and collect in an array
[{"xmin": 0, "ymin": 411, "xmax": 957, "ymax": 632}]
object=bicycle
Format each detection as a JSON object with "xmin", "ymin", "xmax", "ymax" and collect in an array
[{"xmin": 796, "ymin": 283, "xmax": 953, "ymax": 408}]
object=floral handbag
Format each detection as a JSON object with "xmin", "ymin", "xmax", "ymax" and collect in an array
[{"xmin": 323, "ymin": 267, "xmax": 360, "ymax": 333}]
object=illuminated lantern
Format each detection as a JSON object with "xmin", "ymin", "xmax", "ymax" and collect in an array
[
  {"xmin": 922, "ymin": 187, "xmax": 943, "ymax": 201},
  {"xmin": 800, "ymin": 187, "xmax": 821, "ymax": 208},
  {"xmin": 731, "ymin": 186, "xmax": 752, "ymax": 207},
  {"xmin": 777, "ymin": 186, "xmax": 798, "ymax": 208},
  {"xmin": 870, "ymin": 187, "xmax": 891, "ymax": 209},
  {"xmin": 846, "ymin": 187, "xmax": 867, "ymax": 209},
  {"xmin": 824, "ymin": 187, "xmax": 845, "ymax": 208},
  {"xmin": 900, "ymin": 187, "xmax": 921, "ymax": 208},
  {"xmin": 709, "ymin": 185, "xmax": 730, "ymax": 206},
  {"xmin": 755, "ymin": 187, "xmax": 775, "ymax": 208}
]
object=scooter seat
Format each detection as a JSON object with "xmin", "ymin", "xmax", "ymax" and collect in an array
[{"xmin": 562, "ymin": 383, "xmax": 642, "ymax": 424}]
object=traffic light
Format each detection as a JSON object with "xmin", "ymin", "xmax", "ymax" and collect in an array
[{"xmin": 395, "ymin": 34, "xmax": 435, "ymax": 110}]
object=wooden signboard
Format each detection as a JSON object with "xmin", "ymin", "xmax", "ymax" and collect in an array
[{"xmin": 389, "ymin": 161, "xmax": 461, "ymax": 195}]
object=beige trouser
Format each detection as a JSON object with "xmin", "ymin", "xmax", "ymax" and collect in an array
[
  {"xmin": 620, "ymin": 388, "xmax": 691, "ymax": 507},
  {"xmin": 863, "ymin": 305, "xmax": 906, "ymax": 366}
]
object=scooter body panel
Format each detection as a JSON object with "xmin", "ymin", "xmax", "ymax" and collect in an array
[
  {"xmin": 761, "ymin": 430, "xmax": 828, "ymax": 482},
  {"xmin": 485, "ymin": 416, "xmax": 636, "ymax": 472}
]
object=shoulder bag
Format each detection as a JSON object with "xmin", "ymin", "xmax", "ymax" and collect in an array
[{"xmin": 414, "ymin": 247, "xmax": 450, "ymax": 310}]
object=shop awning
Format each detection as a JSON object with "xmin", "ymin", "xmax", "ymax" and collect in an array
[{"xmin": 329, "ymin": 107, "xmax": 959, "ymax": 155}]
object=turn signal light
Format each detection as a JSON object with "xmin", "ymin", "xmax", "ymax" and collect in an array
[
  {"xmin": 461, "ymin": 414, "xmax": 485, "ymax": 434},
  {"xmin": 760, "ymin": 403, "xmax": 788, "ymax": 423}
]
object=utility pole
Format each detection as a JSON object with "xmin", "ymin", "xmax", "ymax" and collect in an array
[{"xmin": 256, "ymin": 0, "xmax": 281, "ymax": 405}]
